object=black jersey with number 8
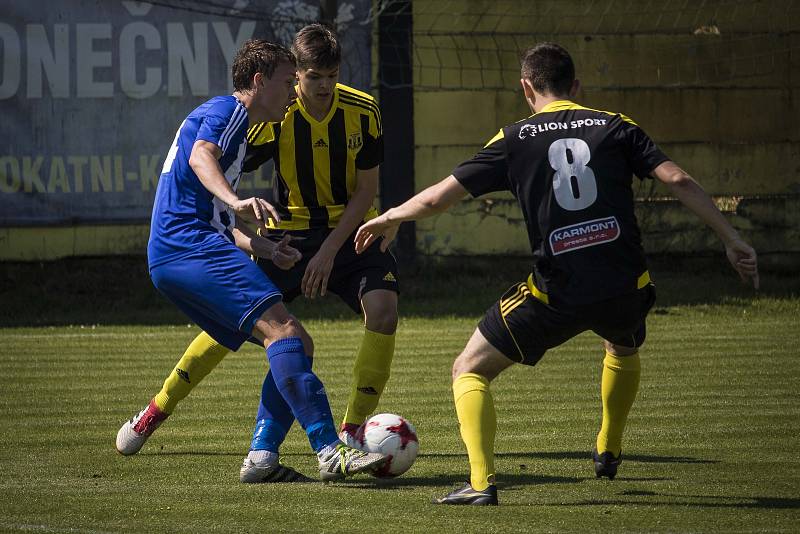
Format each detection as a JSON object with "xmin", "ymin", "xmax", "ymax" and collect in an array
[{"xmin": 452, "ymin": 100, "xmax": 669, "ymax": 306}]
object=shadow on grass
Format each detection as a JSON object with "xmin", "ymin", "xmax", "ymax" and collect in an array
[
  {"xmin": 2, "ymin": 254, "xmax": 797, "ymax": 327},
  {"xmin": 423, "ymin": 450, "xmax": 718, "ymax": 464},
  {"xmin": 549, "ymin": 492, "xmax": 800, "ymax": 510},
  {"xmin": 345, "ymin": 472, "xmax": 584, "ymax": 490},
  {"xmin": 138, "ymin": 450, "xmax": 243, "ymax": 457},
  {"xmin": 141, "ymin": 449, "xmax": 717, "ymax": 467},
  {"xmin": 341, "ymin": 450, "xmax": 715, "ymax": 489},
  {"xmin": 128, "ymin": 448, "xmax": 798, "ymax": 511}
]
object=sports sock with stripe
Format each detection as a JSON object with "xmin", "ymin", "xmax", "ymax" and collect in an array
[
  {"xmin": 453, "ymin": 372, "xmax": 496, "ymax": 491},
  {"xmin": 266, "ymin": 337, "xmax": 339, "ymax": 452},
  {"xmin": 596, "ymin": 351, "xmax": 641, "ymax": 456},
  {"xmin": 153, "ymin": 331, "xmax": 229, "ymax": 414},
  {"xmin": 250, "ymin": 366, "xmax": 299, "ymax": 453},
  {"xmin": 342, "ymin": 328, "xmax": 395, "ymax": 426}
]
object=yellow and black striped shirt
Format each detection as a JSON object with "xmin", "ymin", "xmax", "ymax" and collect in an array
[{"xmin": 243, "ymin": 83, "xmax": 383, "ymax": 230}]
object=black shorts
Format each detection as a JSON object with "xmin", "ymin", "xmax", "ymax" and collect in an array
[
  {"xmin": 255, "ymin": 227, "xmax": 399, "ymax": 314},
  {"xmin": 479, "ymin": 279, "xmax": 656, "ymax": 366}
]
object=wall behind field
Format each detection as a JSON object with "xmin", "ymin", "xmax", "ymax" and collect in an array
[
  {"xmin": 0, "ymin": 0, "xmax": 373, "ymax": 260},
  {"xmin": 411, "ymin": 0, "xmax": 800, "ymax": 263},
  {"xmin": 2, "ymin": 0, "xmax": 798, "ymax": 264}
]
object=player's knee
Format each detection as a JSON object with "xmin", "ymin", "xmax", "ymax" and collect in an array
[
  {"xmin": 452, "ymin": 351, "xmax": 484, "ymax": 381},
  {"xmin": 299, "ymin": 329, "xmax": 314, "ymax": 357},
  {"xmin": 365, "ymin": 311, "xmax": 398, "ymax": 334},
  {"xmin": 452, "ymin": 339, "xmax": 514, "ymax": 382},
  {"xmin": 604, "ymin": 339, "xmax": 639, "ymax": 356},
  {"xmin": 280, "ymin": 316, "xmax": 314, "ymax": 355},
  {"xmin": 363, "ymin": 296, "xmax": 398, "ymax": 334},
  {"xmin": 257, "ymin": 313, "xmax": 314, "ymax": 356}
]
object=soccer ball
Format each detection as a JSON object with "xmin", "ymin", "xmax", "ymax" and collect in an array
[{"xmin": 360, "ymin": 413, "xmax": 419, "ymax": 478}]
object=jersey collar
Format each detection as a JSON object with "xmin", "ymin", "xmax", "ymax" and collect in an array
[
  {"xmin": 296, "ymin": 85, "xmax": 340, "ymax": 125},
  {"xmin": 537, "ymin": 100, "xmax": 576, "ymax": 114}
]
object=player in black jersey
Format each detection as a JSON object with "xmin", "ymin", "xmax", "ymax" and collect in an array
[{"xmin": 356, "ymin": 43, "xmax": 758, "ymax": 505}]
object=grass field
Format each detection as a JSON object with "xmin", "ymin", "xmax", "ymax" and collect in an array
[
  {"xmin": 1, "ymin": 266, "xmax": 799, "ymax": 533},
  {"xmin": 0, "ymin": 286, "xmax": 800, "ymax": 532}
]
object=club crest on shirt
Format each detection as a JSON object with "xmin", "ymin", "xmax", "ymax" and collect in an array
[
  {"xmin": 549, "ymin": 216, "xmax": 620, "ymax": 255},
  {"xmin": 348, "ymin": 132, "xmax": 363, "ymax": 150}
]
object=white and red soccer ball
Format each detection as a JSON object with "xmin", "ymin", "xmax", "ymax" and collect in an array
[{"xmin": 357, "ymin": 413, "xmax": 419, "ymax": 478}]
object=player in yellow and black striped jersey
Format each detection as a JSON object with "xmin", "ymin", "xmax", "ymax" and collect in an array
[
  {"xmin": 239, "ymin": 26, "xmax": 401, "ymax": 460},
  {"xmin": 129, "ymin": 24, "xmax": 401, "ymax": 480},
  {"xmin": 243, "ymin": 82, "xmax": 383, "ymax": 230},
  {"xmin": 355, "ymin": 43, "xmax": 758, "ymax": 504}
]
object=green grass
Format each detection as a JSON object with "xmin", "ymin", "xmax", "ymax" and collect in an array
[{"xmin": 1, "ymin": 293, "xmax": 799, "ymax": 532}]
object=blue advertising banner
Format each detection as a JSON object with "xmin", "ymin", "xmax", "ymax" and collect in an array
[{"xmin": 0, "ymin": 0, "xmax": 372, "ymax": 226}]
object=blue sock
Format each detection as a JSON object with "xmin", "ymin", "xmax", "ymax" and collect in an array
[
  {"xmin": 250, "ymin": 418, "xmax": 285, "ymax": 453},
  {"xmin": 266, "ymin": 337, "xmax": 339, "ymax": 452},
  {"xmin": 250, "ymin": 370, "xmax": 296, "ymax": 452}
]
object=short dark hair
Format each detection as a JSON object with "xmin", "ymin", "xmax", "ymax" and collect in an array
[
  {"xmin": 232, "ymin": 39, "xmax": 295, "ymax": 92},
  {"xmin": 520, "ymin": 43, "xmax": 575, "ymax": 96},
  {"xmin": 291, "ymin": 23, "xmax": 341, "ymax": 71}
]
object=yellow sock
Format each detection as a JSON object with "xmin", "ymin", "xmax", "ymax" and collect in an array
[
  {"xmin": 342, "ymin": 329, "xmax": 395, "ymax": 426},
  {"xmin": 453, "ymin": 372, "xmax": 496, "ymax": 491},
  {"xmin": 153, "ymin": 331, "xmax": 230, "ymax": 414},
  {"xmin": 596, "ymin": 351, "xmax": 641, "ymax": 456}
]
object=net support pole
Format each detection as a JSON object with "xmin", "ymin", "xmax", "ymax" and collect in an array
[
  {"xmin": 378, "ymin": 0, "xmax": 416, "ymax": 266},
  {"xmin": 320, "ymin": 0, "xmax": 337, "ymax": 24}
]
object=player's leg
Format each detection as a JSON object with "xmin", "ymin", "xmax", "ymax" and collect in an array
[
  {"xmin": 592, "ymin": 340, "xmax": 639, "ymax": 480},
  {"xmin": 249, "ymin": 304, "xmax": 388, "ymax": 480},
  {"xmin": 242, "ymin": 231, "xmax": 311, "ymax": 471},
  {"xmin": 116, "ymin": 331, "xmax": 229, "ymax": 455},
  {"xmin": 117, "ymin": 260, "xmax": 249, "ymax": 457},
  {"xmin": 340, "ymin": 289, "xmax": 398, "ymax": 443},
  {"xmin": 436, "ymin": 281, "xmax": 579, "ymax": 505},
  {"xmin": 240, "ymin": 314, "xmax": 314, "ymax": 483},
  {"xmin": 154, "ymin": 331, "xmax": 230, "ymax": 415},
  {"xmin": 121, "ymin": 243, "xmax": 304, "ymax": 480},
  {"xmin": 327, "ymin": 234, "xmax": 400, "ymax": 443},
  {"xmin": 435, "ymin": 327, "xmax": 515, "ymax": 506},
  {"xmin": 591, "ymin": 284, "xmax": 656, "ymax": 479}
]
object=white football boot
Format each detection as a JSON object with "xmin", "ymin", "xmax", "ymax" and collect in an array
[
  {"xmin": 115, "ymin": 400, "xmax": 168, "ymax": 455},
  {"xmin": 318, "ymin": 443, "xmax": 388, "ymax": 481},
  {"xmin": 239, "ymin": 455, "xmax": 313, "ymax": 483}
]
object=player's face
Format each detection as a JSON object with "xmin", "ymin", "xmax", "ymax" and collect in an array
[
  {"xmin": 296, "ymin": 66, "xmax": 339, "ymax": 111},
  {"xmin": 255, "ymin": 60, "xmax": 297, "ymax": 122}
]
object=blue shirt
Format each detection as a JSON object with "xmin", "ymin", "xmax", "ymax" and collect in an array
[{"xmin": 148, "ymin": 96, "xmax": 249, "ymax": 269}]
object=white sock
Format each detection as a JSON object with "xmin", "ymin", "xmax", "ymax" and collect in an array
[{"xmin": 248, "ymin": 450, "xmax": 278, "ymax": 466}]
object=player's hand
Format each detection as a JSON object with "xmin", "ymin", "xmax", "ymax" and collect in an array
[
  {"xmin": 232, "ymin": 197, "xmax": 280, "ymax": 230},
  {"xmin": 301, "ymin": 245, "xmax": 336, "ymax": 299},
  {"xmin": 724, "ymin": 238, "xmax": 759, "ymax": 289},
  {"xmin": 271, "ymin": 235, "xmax": 302, "ymax": 270},
  {"xmin": 354, "ymin": 215, "xmax": 399, "ymax": 254}
]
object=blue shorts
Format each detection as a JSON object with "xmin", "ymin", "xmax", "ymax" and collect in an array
[{"xmin": 150, "ymin": 239, "xmax": 282, "ymax": 351}]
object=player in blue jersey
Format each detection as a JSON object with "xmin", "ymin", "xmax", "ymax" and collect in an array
[
  {"xmin": 116, "ymin": 26, "xmax": 398, "ymax": 484},
  {"xmin": 116, "ymin": 39, "xmax": 387, "ymax": 482},
  {"xmin": 356, "ymin": 43, "xmax": 758, "ymax": 504}
]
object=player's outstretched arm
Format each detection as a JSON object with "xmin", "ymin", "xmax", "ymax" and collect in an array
[
  {"xmin": 653, "ymin": 161, "xmax": 759, "ymax": 289},
  {"xmin": 354, "ymin": 175, "xmax": 468, "ymax": 253},
  {"xmin": 189, "ymin": 140, "xmax": 280, "ymax": 229}
]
